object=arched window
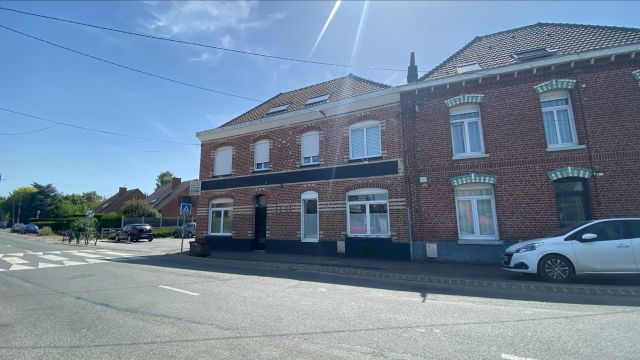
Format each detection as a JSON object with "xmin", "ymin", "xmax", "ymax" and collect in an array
[
  {"xmin": 254, "ymin": 139, "xmax": 270, "ymax": 171},
  {"xmin": 213, "ymin": 146, "xmax": 232, "ymax": 176},
  {"xmin": 554, "ymin": 178, "xmax": 591, "ymax": 226},
  {"xmin": 301, "ymin": 191, "xmax": 319, "ymax": 241},
  {"xmin": 449, "ymin": 104, "xmax": 485, "ymax": 157},
  {"xmin": 454, "ymin": 184, "xmax": 498, "ymax": 240},
  {"xmin": 301, "ymin": 131, "xmax": 320, "ymax": 165},
  {"xmin": 346, "ymin": 188, "xmax": 389, "ymax": 236},
  {"xmin": 209, "ymin": 198, "xmax": 233, "ymax": 235},
  {"xmin": 349, "ymin": 121, "xmax": 381, "ymax": 160}
]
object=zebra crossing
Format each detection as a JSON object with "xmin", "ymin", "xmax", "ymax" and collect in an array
[{"xmin": 0, "ymin": 249, "xmax": 149, "ymax": 271}]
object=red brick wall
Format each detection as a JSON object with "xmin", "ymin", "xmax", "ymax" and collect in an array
[{"xmin": 401, "ymin": 56, "xmax": 640, "ymax": 242}]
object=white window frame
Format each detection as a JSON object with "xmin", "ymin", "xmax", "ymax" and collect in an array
[
  {"xmin": 346, "ymin": 188, "xmax": 390, "ymax": 237},
  {"xmin": 301, "ymin": 131, "xmax": 320, "ymax": 166},
  {"xmin": 208, "ymin": 198, "xmax": 233, "ymax": 236},
  {"xmin": 213, "ymin": 146, "xmax": 232, "ymax": 176},
  {"xmin": 540, "ymin": 91, "xmax": 578, "ymax": 149},
  {"xmin": 349, "ymin": 120, "xmax": 382, "ymax": 160},
  {"xmin": 454, "ymin": 184, "xmax": 499, "ymax": 241},
  {"xmin": 449, "ymin": 104, "xmax": 485, "ymax": 157},
  {"xmin": 301, "ymin": 191, "xmax": 319, "ymax": 242},
  {"xmin": 254, "ymin": 139, "xmax": 270, "ymax": 171}
]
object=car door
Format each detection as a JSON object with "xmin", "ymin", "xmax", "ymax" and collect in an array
[
  {"xmin": 568, "ymin": 220, "xmax": 636, "ymax": 273},
  {"xmin": 626, "ymin": 220, "xmax": 640, "ymax": 272},
  {"xmin": 119, "ymin": 225, "xmax": 130, "ymax": 239}
]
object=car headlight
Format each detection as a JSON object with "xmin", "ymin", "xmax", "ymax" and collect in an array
[{"xmin": 514, "ymin": 242, "xmax": 543, "ymax": 253}]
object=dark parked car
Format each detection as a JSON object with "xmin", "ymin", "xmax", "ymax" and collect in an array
[
  {"xmin": 24, "ymin": 224, "xmax": 39, "ymax": 234},
  {"xmin": 11, "ymin": 223, "xmax": 26, "ymax": 234},
  {"xmin": 115, "ymin": 224, "xmax": 154, "ymax": 242},
  {"xmin": 0, "ymin": 222, "xmax": 5, "ymax": 229},
  {"xmin": 175, "ymin": 222, "xmax": 196, "ymax": 238}
]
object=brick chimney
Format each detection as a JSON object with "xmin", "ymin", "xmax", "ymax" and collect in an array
[
  {"xmin": 118, "ymin": 187, "xmax": 127, "ymax": 195},
  {"xmin": 407, "ymin": 51, "xmax": 418, "ymax": 83},
  {"xmin": 171, "ymin": 177, "xmax": 181, "ymax": 189}
]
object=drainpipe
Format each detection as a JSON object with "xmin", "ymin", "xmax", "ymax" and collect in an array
[{"xmin": 407, "ymin": 208, "xmax": 414, "ymax": 263}]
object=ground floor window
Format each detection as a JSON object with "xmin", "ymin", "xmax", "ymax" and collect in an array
[
  {"xmin": 554, "ymin": 178, "xmax": 590, "ymax": 226},
  {"xmin": 301, "ymin": 191, "xmax": 319, "ymax": 241},
  {"xmin": 209, "ymin": 198, "xmax": 233, "ymax": 235},
  {"xmin": 346, "ymin": 188, "xmax": 389, "ymax": 236},
  {"xmin": 454, "ymin": 184, "xmax": 498, "ymax": 240}
]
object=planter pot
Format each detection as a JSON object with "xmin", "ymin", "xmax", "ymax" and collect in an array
[{"xmin": 189, "ymin": 240, "xmax": 210, "ymax": 257}]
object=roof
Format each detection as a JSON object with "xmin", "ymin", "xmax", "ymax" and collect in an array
[
  {"xmin": 219, "ymin": 74, "xmax": 389, "ymax": 128},
  {"xmin": 145, "ymin": 180, "xmax": 194, "ymax": 212},
  {"xmin": 94, "ymin": 189, "xmax": 145, "ymax": 214},
  {"xmin": 421, "ymin": 22, "xmax": 640, "ymax": 81}
]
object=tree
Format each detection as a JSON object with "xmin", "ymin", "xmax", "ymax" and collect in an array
[
  {"xmin": 55, "ymin": 194, "xmax": 89, "ymax": 217},
  {"xmin": 122, "ymin": 199, "xmax": 160, "ymax": 218},
  {"xmin": 31, "ymin": 183, "xmax": 60, "ymax": 219},
  {"xmin": 155, "ymin": 171, "xmax": 174, "ymax": 190},
  {"xmin": 2, "ymin": 186, "xmax": 37, "ymax": 223},
  {"xmin": 82, "ymin": 191, "xmax": 104, "ymax": 210}
]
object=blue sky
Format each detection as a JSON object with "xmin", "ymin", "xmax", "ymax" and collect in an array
[{"xmin": 0, "ymin": 1, "xmax": 638, "ymax": 198}]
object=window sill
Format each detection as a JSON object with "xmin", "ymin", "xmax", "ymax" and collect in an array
[
  {"xmin": 546, "ymin": 144, "xmax": 586, "ymax": 152},
  {"xmin": 301, "ymin": 238, "xmax": 319, "ymax": 243},
  {"xmin": 212, "ymin": 173, "xmax": 232, "ymax": 178},
  {"xmin": 207, "ymin": 233, "xmax": 232, "ymax": 237},
  {"xmin": 347, "ymin": 234, "xmax": 390, "ymax": 238},
  {"xmin": 348, "ymin": 156, "xmax": 383, "ymax": 163},
  {"xmin": 452, "ymin": 153, "xmax": 489, "ymax": 161},
  {"xmin": 457, "ymin": 239, "xmax": 503, "ymax": 245},
  {"xmin": 252, "ymin": 169, "xmax": 270, "ymax": 174},
  {"xmin": 300, "ymin": 163, "xmax": 321, "ymax": 168}
]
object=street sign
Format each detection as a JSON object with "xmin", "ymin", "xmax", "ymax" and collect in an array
[
  {"xmin": 180, "ymin": 203, "xmax": 192, "ymax": 215},
  {"xmin": 86, "ymin": 210, "xmax": 95, "ymax": 218},
  {"xmin": 189, "ymin": 180, "xmax": 201, "ymax": 196}
]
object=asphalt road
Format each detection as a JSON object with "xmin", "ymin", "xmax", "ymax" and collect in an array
[{"xmin": 1, "ymin": 231, "xmax": 640, "ymax": 360}]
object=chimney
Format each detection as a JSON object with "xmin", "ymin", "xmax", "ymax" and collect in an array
[
  {"xmin": 118, "ymin": 187, "xmax": 127, "ymax": 195},
  {"xmin": 407, "ymin": 52, "xmax": 418, "ymax": 83},
  {"xmin": 171, "ymin": 177, "xmax": 181, "ymax": 189}
]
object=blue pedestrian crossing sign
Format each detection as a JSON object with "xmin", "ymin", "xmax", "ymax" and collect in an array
[{"xmin": 180, "ymin": 203, "xmax": 192, "ymax": 215}]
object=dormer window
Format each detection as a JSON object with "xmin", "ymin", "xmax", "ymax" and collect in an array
[
  {"xmin": 456, "ymin": 62, "xmax": 482, "ymax": 74},
  {"xmin": 513, "ymin": 48, "xmax": 553, "ymax": 62},
  {"xmin": 266, "ymin": 104, "xmax": 289, "ymax": 115},
  {"xmin": 305, "ymin": 94, "xmax": 331, "ymax": 106}
]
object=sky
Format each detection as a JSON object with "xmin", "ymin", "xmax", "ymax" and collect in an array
[{"xmin": 0, "ymin": 1, "xmax": 638, "ymax": 198}]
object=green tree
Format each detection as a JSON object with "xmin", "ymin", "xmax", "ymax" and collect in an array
[
  {"xmin": 31, "ymin": 183, "xmax": 60, "ymax": 218},
  {"xmin": 82, "ymin": 191, "xmax": 104, "ymax": 210},
  {"xmin": 155, "ymin": 170, "xmax": 174, "ymax": 190},
  {"xmin": 3, "ymin": 186, "xmax": 37, "ymax": 223},
  {"xmin": 55, "ymin": 194, "xmax": 89, "ymax": 217},
  {"xmin": 122, "ymin": 199, "xmax": 160, "ymax": 218}
]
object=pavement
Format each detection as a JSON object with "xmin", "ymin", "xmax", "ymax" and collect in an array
[{"xmin": 3, "ymin": 230, "xmax": 640, "ymax": 359}]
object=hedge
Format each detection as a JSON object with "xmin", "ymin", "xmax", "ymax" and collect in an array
[{"xmin": 153, "ymin": 227, "xmax": 177, "ymax": 238}]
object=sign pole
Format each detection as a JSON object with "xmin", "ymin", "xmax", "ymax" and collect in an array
[{"xmin": 181, "ymin": 212, "xmax": 186, "ymax": 254}]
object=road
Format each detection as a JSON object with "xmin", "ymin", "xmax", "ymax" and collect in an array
[{"xmin": 1, "ymin": 231, "xmax": 640, "ymax": 360}]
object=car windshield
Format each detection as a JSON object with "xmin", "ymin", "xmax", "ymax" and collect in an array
[
  {"xmin": 545, "ymin": 221, "xmax": 590, "ymax": 237},
  {"xmin": 134, "ymin": 225, "xmax": 151, "ymax": 230}
]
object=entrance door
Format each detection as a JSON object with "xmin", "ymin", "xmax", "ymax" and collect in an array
[{"xmin": 254, "ymin": 195, "xmax": 267, "ymax": 250}]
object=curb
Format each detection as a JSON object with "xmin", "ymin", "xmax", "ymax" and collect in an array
[{"xmin": 164, "ymin": 254, "xmax": 640, "ymax": 297}]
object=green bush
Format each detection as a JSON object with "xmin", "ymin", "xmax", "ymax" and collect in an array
[
  {"xmin": 97, "ymin": 212, "xmax": 121, "ymax": 230},
  {"xmin": 153, "ymin": 227, "xmax": 177, "ymax": 238},
  {"xmin": 122, "ymin": 200, "xmax": 160, "ymax": 218},
  {"xmin": 38, "ymin": 226, "xmax": 55, "ymax": 236},
  {"xmin": 71, "ymin": 217, "xmax": 97, "ymax": 233},
  {"xmin": 31, "ymin": 219, "xmax": 78, "ymax": 232}
]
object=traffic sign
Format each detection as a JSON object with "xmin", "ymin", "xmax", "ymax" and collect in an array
[
  {"xmin": 180, "ymin": 203, "xmax": 192, "ymax": 215},
  {"xmin": 189, "ymin": 180, "xmax": 201, "ymax": 196}
]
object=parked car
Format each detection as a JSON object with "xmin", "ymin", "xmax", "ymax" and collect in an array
[
  {"xmin": 0, "ymin": 221, "xmax": 5, "ymax": 229},
  {"xmin": 503, "ymin": 218, "xmax": 640, "ymax": 283},
  {"xmin": 175, "ymin": 222, "xmax": 196, "ymax": 238},
  {"xmin": 115, "ymin": 224, "xmax": 154, "ymax": 242},
  {"xmin": 11, "ymin": 223, "xmax": 26, "ymax": 234},
  {"xmin": 23, "ymin": 224, "xmax": 39, "ymax": 234}
]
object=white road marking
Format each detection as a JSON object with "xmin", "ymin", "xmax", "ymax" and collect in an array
[
  {"xmin": 2, "ymin": 257, "xmax": 29, "ymax": 264},
  {"xmin": 0, "ymin": 268, "xmax": 5, "ymax": 271},
  {"xmin": 38, "ymin": 262, "xmax": 63, "ymax": 269},
  {"xmin": 26, "ymin": 251, "xmax": 43, "ymax": 256},
  {"xmin": 9, "ymin": 264, "xmax": 35, "ymax": 271},
  {"xmin": 69, "ymin": 252, "xmax": 105, "ymax": 259},
  {"xmin": 0, "ymin": 254, "xmax": 3, "ymax": 258},
  {"xmin": 39, "ymin": 255, "xmax": 69, "ymax": 262},
  {"xmin": 97, "ymin": 251, "xmax": 132, "ymax": 257},
  {"xmin": 502, "ymin": 354, "xmax": 538, "ymax": 360},
  {"xmin": 85, "ymin": 259, "xmax": 107, "ymax": 264},
  {"xmin": 158, "ymin": 285, "xmax": 200, "ymax": 296},
  {"xmin": 63, "ymin": 260, "xmax": 87, "ymax": 266},
  {"xmin": 7, "ymin": 253, "xmax": 23, "ymax": 257},
  {"xmin": 48, "ymin": 251, "xmax": 62, "ymax": 254}
]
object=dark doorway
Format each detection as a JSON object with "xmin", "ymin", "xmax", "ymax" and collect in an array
[
  {"xmin": 553, "ymin": 178, "xmax": 591, "ymax": 227},
  {"xmin": 254, "ymin": 195, "xmax": 267, "ymax": 250}
]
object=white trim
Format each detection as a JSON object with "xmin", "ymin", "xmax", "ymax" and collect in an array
[
  {"xmin": 346, "ymin": 188, "xmax": 387, "ymax": 196},
  {"xmin": 454, "ymin": 184, "xmax": 499, "ymax": 241},
  {"xmin": 539, "ymin": 93, "xmax": 579, "ymax": 148},
  {"xmin": 346, "ymin": 188, "xmax": 390, "ymax": 237},
  {"xmin": 301, "ymin": 131, "xmax": 320, "ymax": 165},
  {"xmin": 349, "ymin": 121, "xmax": 382, "ymax": 160},
  {"xmin": 452, "ymin": 153, "xmax": 490, "ymax": 160},
  {"xmin": 449, "ymin": 107, "xmax": 486, "ymax": 157},
  {"xmin": 301, "ymin": 191, "xmax": 319, "ymax": 242},
  {"xmin": 213, "ymin": 146, "xmax": 232, "ymax": 176},
  {"xmin": 546, "ymin": 144, "xmax": 586, "ymax": 152},
  {"xmin": 254, "ymin": 139, "xmax": 270, "ymax": 171},
  {"xmin": 211, "ymin": 198, "xmax": 233, "ymax": 205},
  {"xmin": 208, "ymin": 199, "xmax": 233, "ymax": 236}
]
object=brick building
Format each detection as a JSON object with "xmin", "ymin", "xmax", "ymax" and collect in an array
[
  {"xmin": 145, "ymin": 177, "xmax": 198, "ymax": 218},
  {"xmin": 94, "ymin": 187, "xmax": 145, "ymax": 214},
  {"xmin": 195, "ymin": 23, "xmax": 640, "ymax": 263}
]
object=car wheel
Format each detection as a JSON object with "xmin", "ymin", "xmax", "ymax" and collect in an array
[
  {"xmin": 128, "ymin": 235, "xmax": 133, "ymax": 242},
  {"xmin": 148, "ymin": 238, "xmax": 153, "ymax": 242},
  {"xmin": 115, "ymin": 234, "xmax": 120, "ymax": 242},
  {"xmin": 538, "ymin": 254, "xmax": 574, "ymax": 283},
  {"xmin": 187, "ymin": 232, "xmax": 193, "ymax": 238}
]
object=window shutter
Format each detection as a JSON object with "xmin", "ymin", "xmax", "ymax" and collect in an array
[
  {"xmin": 254, "ymin": 140, "xmax": 269, "ymax": 164},
  {"xmin": 301, "ymin": 132, "xmax": 319, "ymax": 159},
  {"xmin": 214, "ymin": 147, "xmax": 232, "ymax": 175}
]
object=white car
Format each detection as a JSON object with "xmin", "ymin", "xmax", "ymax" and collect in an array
[{"xmin": 503, "ymin": 218, "xmax": 640, "ymax": 283}]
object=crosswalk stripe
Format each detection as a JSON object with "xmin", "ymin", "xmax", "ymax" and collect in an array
[
  {"xmin": 63, "ymin": 260, "xmax": 87, "ymax": 266},
  {"xmin": 39, "ymin": 255, "xmax": 69, "ymax": 262},
  {"xmin": 9, "ymin": 264, "xmax": 35, "ymax": 271},
  {"xmin": 26, "ymin": 251, "xmax": 44, "ymax": 256},
  {"xmin": 70, "ymin": 252, "xmax": 106, "ymax": 259},
  {"xmin": 48, "ymin": 251, "xmax": 62, "ymax": 254},
  {"xmin": 2, "ymin": 257, "xmax": 29, "ymax": 264},
  {"xmin": 7, "ymin": 253, "xmax": 24, "ymax": 257},
  {"xmin": 38, "ymin": 262, "xmax": 63, "ymax": 269},
  {"xmin": 85, "ymin": 258, "xmax": 107, "ymax": 264}
]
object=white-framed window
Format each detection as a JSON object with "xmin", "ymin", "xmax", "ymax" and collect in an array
[
  {"xmin": 208, "ymin": 198, "xmax": 233, "ymax": 235},
  {"xmin": 213, "ymin": 146, "xmax": 232, "ymax": 176},
  {"xmin": 346, "ymin": 188, "xmax": 389, "ymax": 236},
  {"xmin": 301, "ymin": 191, "xmax": 319, "ymax": 242},
  {"xmin": 349, "ymin": 121, "xmax": 381, "ymax": 160},
  {"xmin": 301, "ymin": 131, "xmax": 320, "ymax": 165},
  {"xmin": 454, "ymin": 184, "xmax": 498, "ymax": 240},
  {"xmin": 540, "ymin": 92, "xmax": 578, "ymax": 148},
  {"xmin": 254, "ymin": 139, "xmax": 270, "ymax": 171},
  {"xmin": 450, "ymin": 105, "xmax": 485, "ymax": 156}
]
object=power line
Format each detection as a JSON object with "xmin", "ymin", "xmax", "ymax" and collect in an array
[
  {"xmin": 0, "ymin": 24, "xmax": 263, "ymax": 102},
  {"xmin": 0, "ymin": 124, "xmax": 57, "ymax": 135},
  {"xmin": 0, "ymin": 106, "xmax": 200, "ymax": 146},
  {"xmin": 0, "ymin": 6, "xmax": 422, "ymax": 73}
]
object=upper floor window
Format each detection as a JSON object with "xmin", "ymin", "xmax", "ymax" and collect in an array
[
  {"xmin": 540, "ymin": 92, "xmax": 578, "ymax": 148},
  {"xmin": 346, "ymin": 188, "xmax": 389, "ymax": 236},
  {"xmin": 454, "ymin": 184, "xmax": 498, "ymax": 240},
  {"xmin": 254, "ymin": 139, "xmax": 270, "ymax": 171},
  {"xmin": 301, "ymin": 131, "xmax": 320, "ymax": 165},
  {"xmin": 213, "ymin": 146, "xmax": 232, "ymax": 176},
  {"xmin": 449, "ymin": 105, "xmax": 485, "ymax": 157},
  {"xmin": 349, "ymin": 121, "xmax": 381, "ymax": 160}
]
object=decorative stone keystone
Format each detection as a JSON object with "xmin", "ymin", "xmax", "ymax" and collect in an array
[
  {"xmin": 534, "ymin": 79, "xmax": 576, "ymax": 94},
  {"xmin": 444, "ymin": 94, "xmax": 485, "ymax": 108},
  {"xmin": 450, "ymin": 173, "xmax": 497, "ymax": 186},
  {"xmin": 547, "ymin": 166, "xmax": 593, "ymax": 181}
]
